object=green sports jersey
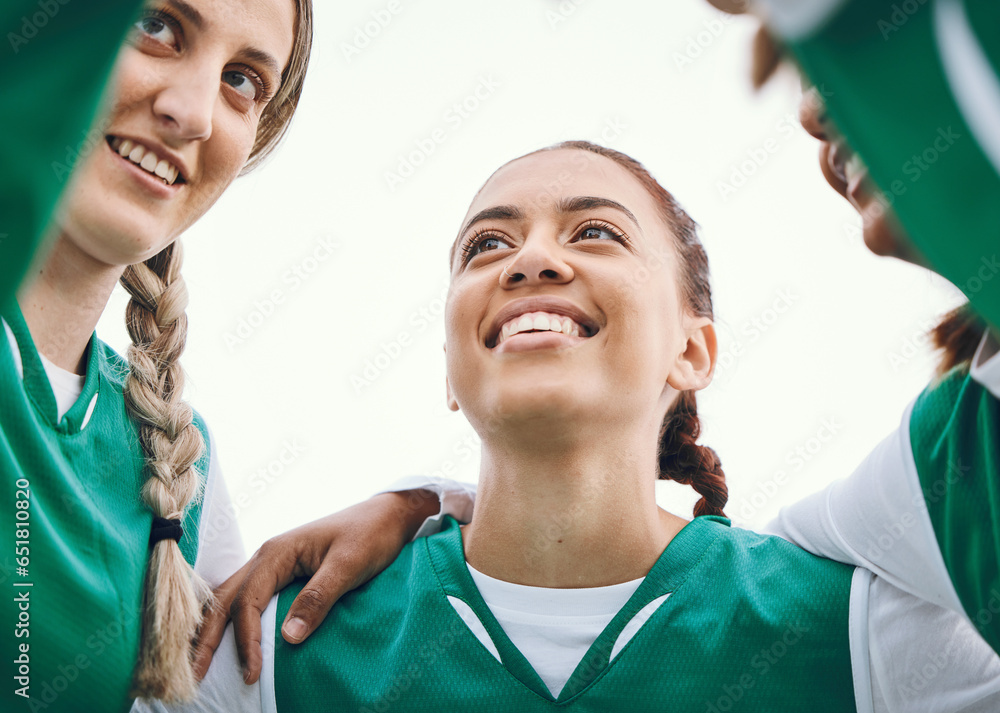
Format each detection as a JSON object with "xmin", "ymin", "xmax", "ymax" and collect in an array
[
  {"xmin": 909, "ymin": 364, "xmax": 1000, "ymax": 652},
  {"xmin": 0, "ymin": 303, "xmax": 207, "ymax": 713},
  {"xmin": 0, "ymin": 1, "xmax": 141, "ymax": 302},
  {"xmin": 273, "ymin": 516, "xmax": 856, "ymax": 712},
  {"xmin": 761, "ymin": 0, "xmax": 1000, "ymax": 331}
]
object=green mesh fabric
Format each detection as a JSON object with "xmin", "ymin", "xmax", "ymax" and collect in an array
[
  {"xmin": 1, "ymin": 304, "xmax": 207, "ymax": 712},
  {"xmin": 1, "ymin": 1, "xmax": 140, "ymax": 301},
  {"xmin": 909, "ymin": 367, "xmax": 1000, "ymax": 653},
  {"xmin": 274, "ymin": 516, "xmax": 855, "ymax": 712}
]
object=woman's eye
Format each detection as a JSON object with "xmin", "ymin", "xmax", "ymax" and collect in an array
[
  {"xmin": 579, "ymin": 226, "xmax": 619, "ymax": 241},
  {"xmin": 476, "ymin": 237, "xmax": 508, "ymax": 254},
  {"xmin": 133, "ymin": 14, "xmax": 177, "ymax": 46},
  {"xmin": 463, "ymin": 234, "xmax": 511, "ymax": 262},
  {"xmin": 222, "ymin": 70, "xmax": 260, "ymax": 101}
]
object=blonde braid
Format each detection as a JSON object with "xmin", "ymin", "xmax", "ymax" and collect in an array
[{"xmin": 120, "ymin": 241, "xmax": 212, "ymax": 701}]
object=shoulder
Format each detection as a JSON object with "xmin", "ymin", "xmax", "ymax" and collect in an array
[{"xmin": 696, "ymin": 519, "xmax": 856, "ymax": 605}]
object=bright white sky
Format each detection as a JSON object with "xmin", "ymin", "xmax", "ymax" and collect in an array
[{"xmin": 97, "ymin": 0, "xmax": 963, "ymax": 553}]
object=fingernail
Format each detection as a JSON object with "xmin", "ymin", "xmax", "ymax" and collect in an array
[
  {"xmin": 242, "ymin": 666, "xmax": 252, "ymax": 683},
  {"xmin": 283, "ymin": 617, "xmax": 307, "ymax": 642}
]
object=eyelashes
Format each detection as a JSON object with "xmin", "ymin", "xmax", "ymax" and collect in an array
[
  {"xmin": 460, "ymin": 227, "xmax": 507, "ymax": 261},
  {"xmin": 459, "ymin": 219, "xmax": 632, "ymax": 265}
]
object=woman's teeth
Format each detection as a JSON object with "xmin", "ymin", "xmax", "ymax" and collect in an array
[
  {"xmin": 110, "ymin": 137, "xmax": 180, "ymax": 185},
  {"xmin": 496, "ymin": 311, "xmax": 585, "ymax": 346}
]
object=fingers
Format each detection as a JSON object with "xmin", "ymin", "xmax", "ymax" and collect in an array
[
  {"xmin": 229, "ymin": 550, "xmax": 296, "ymax": 685},
  {"xmin": 192, "ymin": 565, "xmax": 249, "ymax": 681},
  {"xmin": 280, "ymin": 560, "xmax": 360, "ymax": 644}
]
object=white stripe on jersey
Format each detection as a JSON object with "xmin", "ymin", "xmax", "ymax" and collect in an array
[{"xmin": 934, "ymin": 0, "xmax": 1000, "ymax": 178}]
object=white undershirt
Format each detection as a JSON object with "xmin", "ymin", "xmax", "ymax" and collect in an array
[
  {"xmin": 36, "ymin": 352, "xmax": 86, "ymax": 421},
  {"xmin": 465, "ymin": 564, "xmax": 643, "ymax": 697}
]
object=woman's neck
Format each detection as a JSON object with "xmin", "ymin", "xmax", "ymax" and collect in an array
[
  {"xmin": 462, "ymin": 424, "xmax": 688, "ymax": 588},
  {"xmin": 17, "ymin": 234, "xmax": 123, "ymax": 375}
]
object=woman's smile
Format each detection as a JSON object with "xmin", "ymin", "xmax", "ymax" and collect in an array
[
  {"xmin": 487, "ymin": 296, "xmax": 599, "ymax": 353},
  {"xmin": 104, "ymin": 135, "xmax": 187, "ymax": 200}
]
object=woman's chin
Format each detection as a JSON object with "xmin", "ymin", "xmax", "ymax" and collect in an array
[
  {"xmin": 852, "ymin": 194, "xmax": 923, "ymax": 266},
  {"xmin": 476, "ymin": 383, "xmax": 598, "ymax": 431}
]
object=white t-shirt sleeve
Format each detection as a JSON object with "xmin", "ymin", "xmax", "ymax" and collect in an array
[
  {"xmin": 377, "ymin": 476, "xmax": 478, "ymax": 539},
  {"xmin": 765, "ymin": 333, "xmax": 1000, "ymax": 615},
  {"xmin": 864, "ymin": 576, "xmax": 1000, "ymax": 712},
  {"xmin": 193, "ymin": 426, "xmax": 246, "ymax": 588},
  {"xmin": 970, "ymin": 330, "xmax": 1000, "ymax": 398},
  {"xmin": 763, "ymin": 402, "xmax": 964, "ymax": 613},
  {"xmin": 127, "ymin": 599, "xmax": 276, "ymax": 713}
]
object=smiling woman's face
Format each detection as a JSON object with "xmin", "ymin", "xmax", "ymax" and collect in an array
[
  {"xmin": 445, "ymin": 149, "xmax": 711, "ymax": 436},
  {"xmin": 58, "ymin": 0, "xmax": 296, "ymax": 268}
]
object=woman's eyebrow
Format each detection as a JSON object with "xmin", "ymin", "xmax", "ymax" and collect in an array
[
  {"xmin": 242, "ymin": 47, "xmax": 283, "ymax": 84},
  {"xmin": 165, "ymin": 0, "xmax": 282, "ymax": 82},
  {"xmin": 557, "ymin": 196, "xmax": 639, "ymax": 228},
  {"xmin": 167, "ymin": 0, "xmax": 204, "ymax": 29},
  {"xmin": 458, "ymin": 205, "xmax": 524, "ymax": 238}
]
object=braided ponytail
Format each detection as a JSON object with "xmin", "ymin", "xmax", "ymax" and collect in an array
[
  {"xmin": 657, "ymin": 391, "xmax": 728, "ymax": 517},
  {"xmin": 105, "ymin": 2, "xmax": 313, "ymax": 698},
  {"xmin": 931, "ymin": 303, "xmax": 987, "ymax": 376},
  {"xmin": 121, "ymin": 242, "xmax": 212, "ymax": 701}
]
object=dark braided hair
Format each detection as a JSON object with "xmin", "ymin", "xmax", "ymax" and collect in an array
[{"xmin": 539, "ymin": 141, "xmax": 728, "ymax": 517}]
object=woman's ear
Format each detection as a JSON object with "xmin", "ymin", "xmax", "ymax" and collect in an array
[
  {"xmin": 445, "ymin": 377, "xmax": 460, "ymax": 412},
  {"xmin": 666, "ymin": 318, "xmax": 717, "ymax": 393}
]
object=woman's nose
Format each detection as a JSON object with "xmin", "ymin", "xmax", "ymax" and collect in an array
[
  {"xmin": 151, "ymin": 69, "xmax": 215, "ymax": 142},
  {"xmin": 500, "ymin": 236, "xmax": 574, "ymax": 287}
]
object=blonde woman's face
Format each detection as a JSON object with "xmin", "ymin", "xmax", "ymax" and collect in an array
[
  {"xmin": 58, "ymin": 0, "xmax": 296, "ymax": 267},
  {"xmin": 445, "ymin": 150, "xmax": 706, "ymax": 434}
]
